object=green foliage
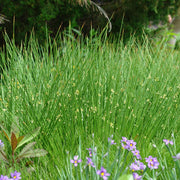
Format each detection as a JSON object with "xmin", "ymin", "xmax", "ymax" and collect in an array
[
  {"xmin": 1, "ymin": 0, "xmax": 180, "ymax": 45},
  {"xmin": 99, "ymin": 0, "xmax": 180, "ymax": 38},
  {"xmin": 0, "ymin": 121, "xmax": 47, "ymax": 168},
  {"xmin": 0, "ymin": 0, "xmax": 87, "ymax": 44}
]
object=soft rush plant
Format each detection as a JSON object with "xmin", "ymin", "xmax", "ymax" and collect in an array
[
  {"xmin": 0, "ymin": 28, "xmax": 179, "ymax": 179},
  {"xmin": 0, "ymin": 120, "xmax": 47, "ymax": 168}
]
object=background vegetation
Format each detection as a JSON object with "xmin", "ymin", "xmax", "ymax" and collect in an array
[
  {"xmin": 0, "ymin": 0, "xmax": 180, "ymax": 45},
  {"xmin": 0, "ymin": 1, "xmax": 180, "ymax": 179}
]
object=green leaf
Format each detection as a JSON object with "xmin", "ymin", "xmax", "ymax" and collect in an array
[
  {"xmin": 17, "ymin": 149, "xmax": 48, "ymax": 160},
  {"xmin": 17, "ymin": 136, "xmax": 24, "ymax": 144},
  {"xmin": 17, "ymin": 142, "xmax": 36, "ymax": 158},
  {"xmin": 118, "ymin": 174, "xmax": 133, "ymax": 180},
  {"xmin": 16, "ymin": 127, "xmax": 41, "ymax": 149},
  {"xmin": 0, "ymin": 125, "xmax": 10, "ymax": 142},
  {"xmin": 11, "ymin": 132, "xmax": 18, "ymax": 152},
  {"xmin": 168, "ymin": 32, "xmax": 178, "ymax": 36}
]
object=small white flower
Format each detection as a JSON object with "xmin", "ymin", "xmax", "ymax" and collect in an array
[{"xmin": 152, "ymin": 144, "xmax": 157, "ymax": 148}]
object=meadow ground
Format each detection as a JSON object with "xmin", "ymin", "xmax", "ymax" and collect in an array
[{"xmin": 0, "ymin": 31, "xmax": 179, "ymax": 179}]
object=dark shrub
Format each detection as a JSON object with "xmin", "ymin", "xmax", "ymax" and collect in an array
[{"xmin": 0, "ymin": 0, "xmax": 180, "ymax": 45}]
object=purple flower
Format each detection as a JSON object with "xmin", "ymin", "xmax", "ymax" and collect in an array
[
  {"xmin": 70, "ymin": 156, "xmax": 82, "ymax": 167},
  {"xmin": 163, "ymin": 139, "xmax": 173, "ymax": 145},
  {"xmin": 133, "ymin": 173, "xmax": 142, "ymax": 180},
  {"xmin": 130, "ymin": 160, "xmax": 146, "ymax": 173},
  {"xmin": 0, "ymin": 140, "xmax": 4, "ymax": 148},
  {"xmin": 97, "ymin": 167, "xmax": 110, "ymax": 180},
  {"xmin": 0, "ymin": 175, "xmax": 10, "ymax": 180},
  {"xmin": 87, "ymin": 148, "xmax": 93, "ymax": 157},
  {"xmin": 138, "ymin": 162, "xmax": 146, "ymax": 172},
  {"xmin": 108, "ymin": 135, "xmax": 116, "ymax": 145},
  {"xmin": 121, "ymin": 137, "xmax": 136, "ymax": 151},
  {"xmin": 145, "ymin": 156, "xmax": 159, "ymax": 169},
  {"xmin": 108, "ymin": 137, "xmax": 116, "ymax": 145},
  {"xmin": 172, "ymin": 153, "xmax": 180, "ymax": 161},
  {"xmin": 129, "ymin": 162, "xmax": 140, "ymax": 172},
  {"xmin": 86, "ymin": 157, "xmax": 95, "ymax": 168},
  {"xmin": 134, "ymin": 160, "xmax": 146, "ymax": 173},
  {"xmin": 86, "ymin": 147, "xmax": 97, "ymax": 157},
  {"xmin": 11, "ymin": 171, "xmax": 21, "ymax": 180},
  {"xmin": 132, "ymin": 150, "xmax": 141, "ymax": 159},
  {"xmin": 127, "ymin": 140, "xmax": 136, "ymax": 151},
  {"xmin": 121, "ymin": 137, "xmax": 128, "ymax": 142},
  {"xmin": 121, "ymin": 137, "xmax": 129, "ymax": 149}
]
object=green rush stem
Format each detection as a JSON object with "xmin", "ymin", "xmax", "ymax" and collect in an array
[
  {"xmin": 119, "ymin": 150, "xmax": 129, "ymax": 175},
  {"xmin": 175, "ymin": 161, "xmax": 180, "ymax": 179},
  {"xmin": 12, "ymin": 150, "xmax": 14, "ymax": 167},
  {"xmin": 70, "ymin": 161, "xmax": 73, "ymax": 180},
  {"xmin": 76, "ymin": 167, "xmax": 79, "ymax": 180},
  {"xmin": 165, "ymin": 145, "xmax": 173, "ymax": 156},
  {"xmin": 142, "ymin": 167, "xmax": 148, "ymax": 175},
  {"xmin": 126, "ymin": 156, "xmax": 134, "ymax": 170},
  {"xmin": 86, "ymin": 166, "xmax": 89, "ymax": 180},
  {"xmin": 114, "ymin": 147, "xmax": 122, "ymax": 179},
  {"xmin": 107, "ymin": 142, "xmax": 111, "ymax": 169},
  {"xmin": 153, "ymin": 169, "xmax": 155, "ymax": 179}
]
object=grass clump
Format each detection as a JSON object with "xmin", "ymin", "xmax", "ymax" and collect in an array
[{"xmin": 0, "ymin": 30, "xmax": 179, "ymax": 179}]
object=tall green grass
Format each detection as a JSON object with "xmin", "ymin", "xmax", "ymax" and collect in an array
[{"xmin": 0, "ymin": 30, "xmax": 179, "ymax": 179}]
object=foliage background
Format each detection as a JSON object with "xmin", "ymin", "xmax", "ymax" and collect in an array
[
  {"xmin": 0, "ymin": 1, "xmax": 180, "ymax": 179},
  {"xmin": 0, "ymin": 0, "xmax": 180, "ymax": 44}
]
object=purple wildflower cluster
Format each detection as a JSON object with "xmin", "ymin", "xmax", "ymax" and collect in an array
[
  {"xmin": 70, "ymin": 136, "xmax": 178, "ymax": 180},
  {"xmin": 0, "ymin": 171, "xmax": 21, "ymax": 180},
  {"xmin": 121, "ymin": 137, "xmax": 144, "ymax": 180},
  {"xmin": 121, "ymin": 137, "xmax": 141, "ymax": 160},
  {"xmin": 121, "ymin": 137, "xmax": 137, "ymax": 152},
  {"xmin": 70, "ymin": 153, "xmax": 110, "ymax": 180},
  {"xmin": 121, "ymin": 137, "xmax": 161, "ymax": 180},
  {"xmin": 70, "ymin": 137, "xmax": 114, "ymax": 179}
]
